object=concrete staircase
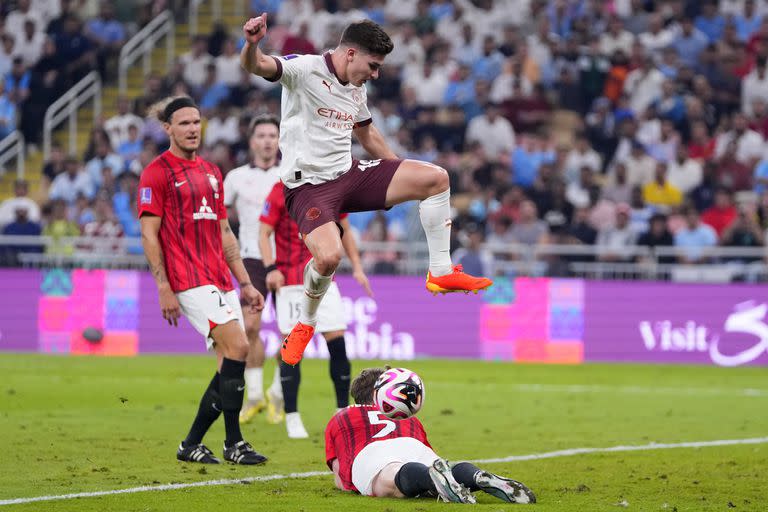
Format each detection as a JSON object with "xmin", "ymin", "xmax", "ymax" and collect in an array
[{"xmin": 1, "ymin": 1, "xmax": 245, "ymax": 202}]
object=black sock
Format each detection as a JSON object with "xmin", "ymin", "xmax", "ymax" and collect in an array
[
  {"xmin": 394, "ymin": 462, "xmax": 435, "ymax": 497},
  {"xmin": 326, "ymin": 336, "xmax": 350, "ymax": 408},
  {"xmin": 219, "ymin": 358, "xmax": 246, "ymax": 447},
  {"xmin": 184, "ymin": 372, "xmax": 222, "ymax": 446},
  {"xmin": 451, "ymin": 462, "xmax": 482, "ymax": 492},
  {"xmin": 280, "ymin": 360, "xmax": 301, "ymax": 413}
]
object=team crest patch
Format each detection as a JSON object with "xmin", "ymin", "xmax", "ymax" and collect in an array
[
  {"xmin": 207, "ymin": 174, "xmax": 219, "ymax": 193},
  {"xmin": 352, "ymin": 90, "xmax": 362, "ymax": 104},
  {"xmin": 305, "ymin": 207, "xmax": 321, "ymax": 221},
  {"xmin": 140, "ymin": 187, "xmax": 152, "ymax": 204}
]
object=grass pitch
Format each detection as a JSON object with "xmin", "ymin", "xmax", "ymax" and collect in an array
[{"xmin": 1, "ymin": 354, "xmax": 766, "ymax": 511}]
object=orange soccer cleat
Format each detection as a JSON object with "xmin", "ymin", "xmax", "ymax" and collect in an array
[
  {"xmin": 280, "ymin": 321, "xmax": 315, "ymax": 365},
  {"xmin": 426, "ymin": 264, "xmax": 493, "ymax": 295}
]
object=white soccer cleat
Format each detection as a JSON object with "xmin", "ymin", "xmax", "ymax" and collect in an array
[
  {"xmin": 286, "ymin": 412, "xmax": 309, "ymax": 439},
  {"xmin": 429, "ymin": 458, "xmax": 476, "ymax": 504}
]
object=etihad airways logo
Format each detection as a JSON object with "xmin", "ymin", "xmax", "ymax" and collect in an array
[
  {"xmin": 193, "ymin": 196, "xmax": 217, "ymax": 220},
  {"xmin": 317, "ymin": 108, "xmax": 354, "ymax": 121},
  {"xmin": 638, "ymin": 301, "xmax": 768, "ymax": 366}
]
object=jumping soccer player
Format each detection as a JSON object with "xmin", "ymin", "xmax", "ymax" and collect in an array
[
  {"xmin": 259, "ymin": 180, "xmax": 372, "ymax": 438},
  {"xmin": 240, "ymin": 15, "xmax": 493, "ymax": 366},
  {"xmin": 138, "ymin": 96, "xmax": 267, "ymax": 465},
  {"xmin": 223, "ymin": 115, "xmax": 282, "ymax": 424},
  {"xmin": 325, "ymin": 367, "xmax": 536, "ymax": 504}
]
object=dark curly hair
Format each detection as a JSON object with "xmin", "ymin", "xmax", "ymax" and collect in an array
[{"xmin": 340, "ymin": 20, "xmax": 394, "ymax": 56}]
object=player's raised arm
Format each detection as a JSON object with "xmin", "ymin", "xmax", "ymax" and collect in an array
[
  {"xmin": 353, "ymin": 123, "xmax": 398, "ymax": 160},
  {"xmin": 240, "ymin": 13, "xmax": 279, "ymax": 79},
  {"xmin": 140, "ymin": 214, "xmax": 180, "ymax": 326}
]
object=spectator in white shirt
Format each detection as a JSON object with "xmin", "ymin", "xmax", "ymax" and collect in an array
[
  {"xmin": 639, "ymin": 13, "xmax": 676, "ymax": 56},
  {"xmin": 622, "ymin": 141, "xmax": 657, "ymax": 187},
  {"xmin": 14, "ymin": 19, "xmax": 44, "ymax": 67},
  {"xmin": 0, "ymin": 179, "xmax": 41, "ymax": 228},
  {"xmin": 179, "ymin": 36, "xmax": 213, "ymax": 88},
  {"xmin": 104, "ymin": 96, "xmax": 144, "ymax": 150},
  {"xmin": 597, "ymin": 203, "xmax": 638, "ymax": 262},
  {"xmin": 600, "ymin": 17, "xmax": 635, "ymax": 57},
  {"xmin": 84, "ymin": 138, "xmax": 125, "ymax": 188},
  {"xmin": 49, "ymin": 157, "xmax": 95, "ymax": 204},
  {"xmin": 465, "ymin": 103, "xmax": 516, "ymax": 160},
  {"xmin": 667, "ymin": 145, "xmax": 703, "ymax": 194},
  {"xmin": 215, "ymin": 38, "xmax": 243, "ymax": 87},
  {"xmin": 565, "ymin": 134, "xmax": 603, "ymax": 178},
  {"xmin": 204, "ymin": 104, "xmax": 239, "ymax": 147},
  {"xmin": 403, "ymin": 61, "xmax": 449, "ymax": 107},
  {"xmin": 4, "ymin": 0, "xmax": 43, "ymax": 44},
  {"xmin": 715, "ymin": 111, "xmax": 765, "ymax": 164},
  {"xmin": 742, "ymin": 56, "xmax": 768, "ymax": 117},
  {"xmin": 624, "ymin": 56, "xmax": 666, "ymax": 115}
]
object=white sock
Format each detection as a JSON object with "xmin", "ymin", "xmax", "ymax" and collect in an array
[
  {"xmin": 298, "ymin": 259, "xmax": 333, "ymax": 326},
  {"xmin": 268, "ymin": 366, "xmax": 283, "ymax": 399},
  {"xmin": 419, "ymin": 189, "xmax": 453, "ymax": 276},
  {"xmin": 244, "ymin": 367, "xmax": 263, "ymax": 402}
]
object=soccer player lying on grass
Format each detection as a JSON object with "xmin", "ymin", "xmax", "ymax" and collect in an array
[{"xmin": 324, "ymin": 367, "xmax": 536, "ymax": 504}]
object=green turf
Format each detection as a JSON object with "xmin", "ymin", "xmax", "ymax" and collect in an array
[{"xmin": 1, "ymin": 354, "xmax": 766, "ymax": 511}]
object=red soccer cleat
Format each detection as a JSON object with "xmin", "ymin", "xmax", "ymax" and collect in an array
[
  {"xmin": 280, "ymin": 322, "xmax": 315, "ymax": 365},
  {"xmin": 425, "ymin": 264, "xmax": 493, "ymax": 295}
]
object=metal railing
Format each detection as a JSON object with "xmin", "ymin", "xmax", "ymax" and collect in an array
[
  {"xmin": 43, "ymin": 72, "xmax": 102, "ymax": 161},
  {"xmin": 2, "ymin": 235, "xmax": 767, "ymax": 282},
  {"xmin": 190, "ymin": 0, "xmax": 222, "ymax": 37},
  {"xmin": 118, "ymin": 10, "xmax": 175, "ymax": 96},
  {"xmin": 0, "ymin": 131, "xmax": 25, "ymax": 178}
]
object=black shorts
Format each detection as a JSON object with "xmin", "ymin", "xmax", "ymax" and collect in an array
[
  {"xmin": 242, "ymin": 258, "xmax": 268, "ymax": 302},
  {"xmin": 284, "ymin": 159, "xmax": 402, "ymax": 236}
]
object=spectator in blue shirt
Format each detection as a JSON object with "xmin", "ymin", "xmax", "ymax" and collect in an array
[
  {"xmin": 4, "ymin": 57, "xmax": 30, "ymax": 104},
  {"xmin": 443, "ymin": 63, "xmax": 477, "ymax": 114},
  {"xmin": 753, "ymin": 155, "xmax": 768, "ymax": 195},
  {"xmin": 197, "ymin": 63, "xmax": 230, "ymax": 112},
  {"xmin": 473, "ymin": 36, "xmax": 505, "ymax": 83},
  {"xmin": 694, "ymin": 1, "xmax": 726, "ymax": 43},
  {"xmin": 673, "ymin": 18, "xmax": 709, "ymax": 68},
  {"xmin": 84, "ymin": 3, "xmax": 126, "ymax": 80},
  {"xmin": 674, "ymin": 206, "xmax": 718, "ymax": 263},
  {"xmin": 735, "ymin": 0, "xmax": 763, "ymax": 41},
  {"xmin": 116, "ymin": 125, "xmax": 144, "ymax": 172},
  {"xmin": 0, "ymin": 78, "xmax": 17, "ymax": 140}
]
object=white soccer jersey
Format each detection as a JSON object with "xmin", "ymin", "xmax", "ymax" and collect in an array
[
  {"xmin": 267, "ymin": 52, "xmax": 373, "ymax": 189},
  {"xmin": 223, "ymin": 163, "xmax": 281, "ymax": 259}
]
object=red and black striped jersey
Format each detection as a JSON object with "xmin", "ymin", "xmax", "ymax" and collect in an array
[
  {"xmin": 137, "ymin": 150, "xmax": 233, "ymax": 293},
  {"xmin": 324, "ymin": 404, "xmax": 431, "ymax": 492}
]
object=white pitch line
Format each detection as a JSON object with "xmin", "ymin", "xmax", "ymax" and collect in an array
[
  {"xmin": 431, "ymin": 382, "xmax": 768, "ymax": 397},
  {"xmin": 2, "ymin": 436, "xmax": 767, "ymax": 507}
]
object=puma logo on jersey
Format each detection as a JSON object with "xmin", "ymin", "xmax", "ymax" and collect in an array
[{"xmin": 322, "ymin": 79, "xmax": 332, "ymax": 92}]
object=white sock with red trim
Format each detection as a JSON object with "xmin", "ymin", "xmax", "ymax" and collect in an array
[{"xmin": 419, "ymin": 189, "xmax": 453, "ymax": 277}]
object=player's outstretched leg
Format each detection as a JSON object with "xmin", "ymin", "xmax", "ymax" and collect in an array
[
  {"xmin": 326, "ymin": 335, "xmax": 351, "ymax": 409},
  {"xmin": 385, "ymin": 160, "xmax": 492, "ymax": 295},
  {"xmin": 428, "ymin": 459, "xmax": 477, "ymax": 504},
  {"xmin": 281, "ymin": 258, "xmax": 332, "ymax": 365},
  {"xmin": 451, "ymin": 461, "xmax": 536, "ymax": 504},
  {"xmin": 280, "ymin": 360, "xmax": 309, "ymax": 438},
  {"xmin": 177, "ymin": 372, "xmax": 222, "ymax": 463}
]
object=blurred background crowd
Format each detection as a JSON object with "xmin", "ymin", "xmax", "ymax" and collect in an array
[{"xmin": 2, "ymin": 0, "xmax": 768, "ymax": 280}]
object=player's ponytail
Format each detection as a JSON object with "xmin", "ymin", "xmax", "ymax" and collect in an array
[{"xmin": 147, "ymin": 96, "xmax": 199, "ymax": 123}]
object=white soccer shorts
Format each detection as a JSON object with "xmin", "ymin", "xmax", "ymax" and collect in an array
[
  {"xmin": 176, "ymin": 285, "xmax": 244, "ymax": 350},
  {"xmin": 275, "ymin": 282, "xmax": 347, "ymax": 334},
  {"xmin": 351, "ymin": 437, "xmax": 440, "ymax": 496}
]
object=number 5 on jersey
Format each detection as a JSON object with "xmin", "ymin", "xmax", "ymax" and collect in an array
[{"xmin": 368, "ymin": 411, "xmax": 396, "ymax": 439}]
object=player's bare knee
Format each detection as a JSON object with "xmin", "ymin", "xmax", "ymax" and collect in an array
[
  {"xmin": 314, "ymin": 248, "xmax": 342, "ymax": 274},
  {"xmin": 426, "ymin": 167, "xmax": 449, "ymax": 197}
]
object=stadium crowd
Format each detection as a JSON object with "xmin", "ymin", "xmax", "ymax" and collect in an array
[{"xmin": 2, "ymin": 0, "xmax": 768, "ymax": 279}]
